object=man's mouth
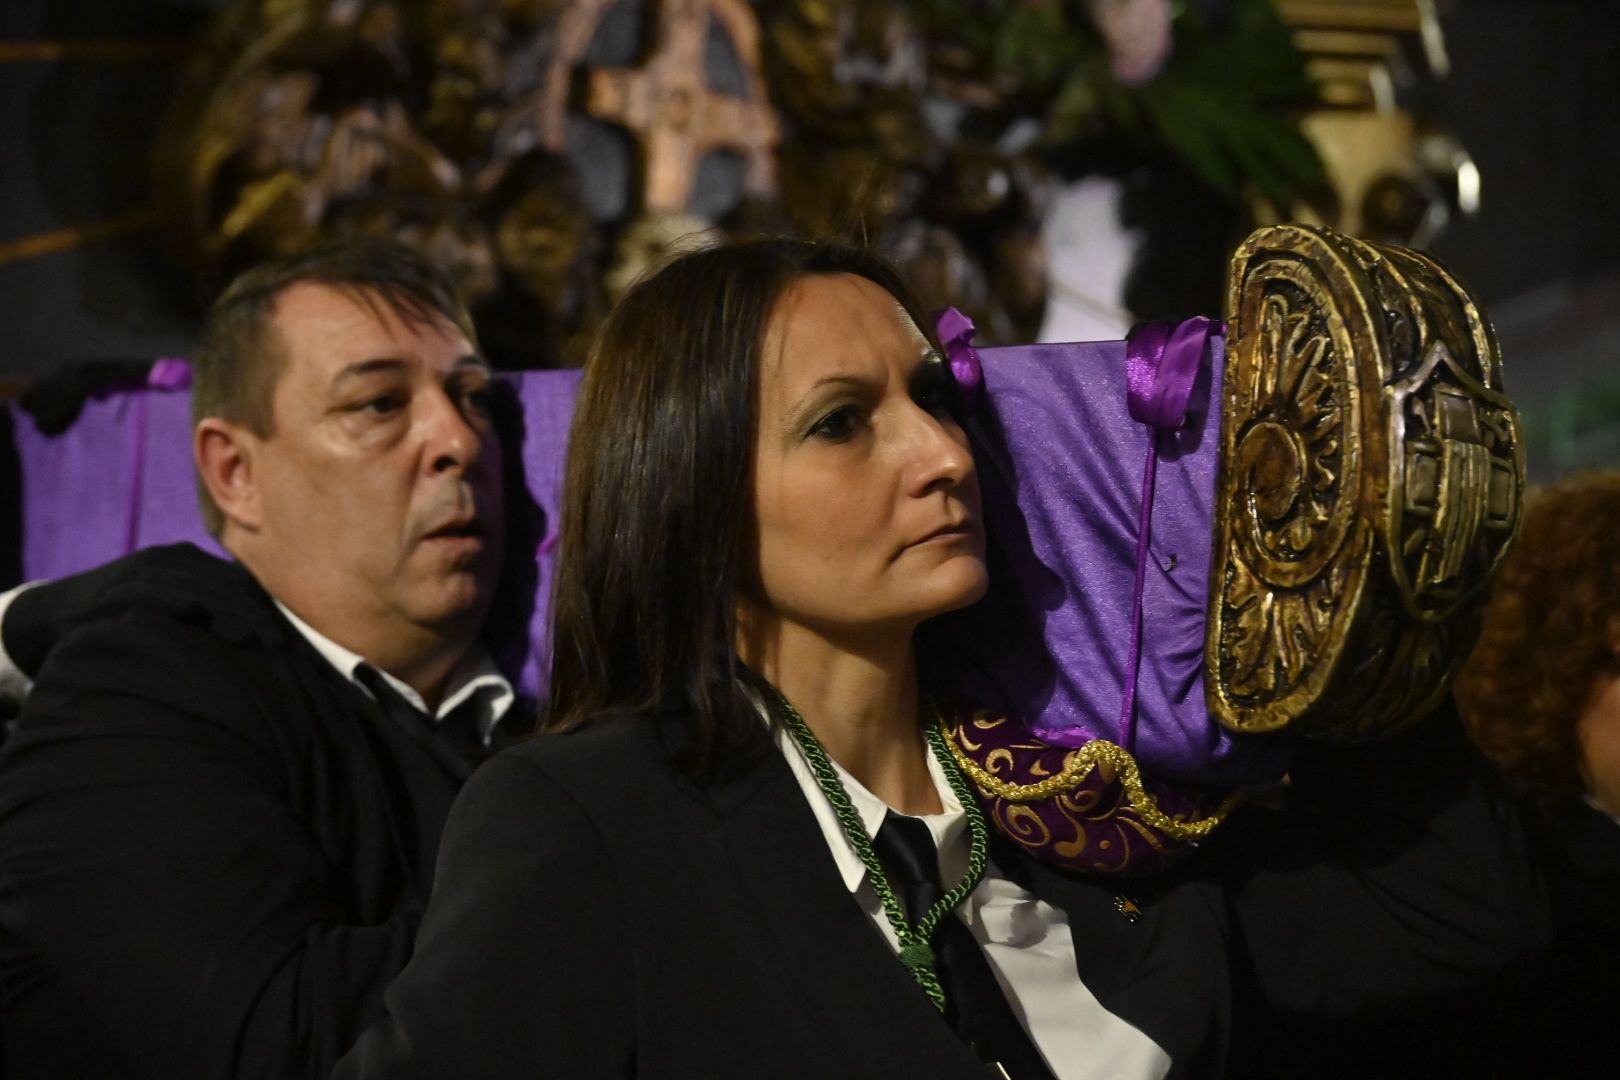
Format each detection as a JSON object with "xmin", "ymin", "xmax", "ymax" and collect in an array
[{"xmin": 423, "ymin": 517, "xmax": 484, "ymax": 542}]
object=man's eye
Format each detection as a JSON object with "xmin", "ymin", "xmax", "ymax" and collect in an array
[
  {"xmin": 360, "ymin": 393, "xmax": 406, "ymax": 416},
  {"xmin": 809, "ymin": 406, "xmax": 862, "ymax": 442},
  {"xmin": 460, "ymin": 385, "xmax": 494, "ymax": 418}
]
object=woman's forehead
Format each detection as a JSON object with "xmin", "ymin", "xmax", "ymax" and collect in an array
[{"xmin": 761, "ymin": 274, "xmax": 929, "ymax": 391}]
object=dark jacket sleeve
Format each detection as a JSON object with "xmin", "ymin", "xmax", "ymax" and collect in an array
[
  {"xmin": 1215, "ymin": 706, "xmax": 1549, "ymax": 1018},
  {"xmin": 0, "ymin": 608, "xmax": 419, "ymax": 1080},
  {"xmin": 1, "ymin": 544, "xmax": 248, "ymax": 680},
  {"xmin": 336, "ymin": 750, "xmax": 636, "ymax": 1079}
]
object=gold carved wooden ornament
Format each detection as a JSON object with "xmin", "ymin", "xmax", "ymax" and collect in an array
[
  {"xmin": 540, "ymin": 0, "xmax": 779, "ymax": 215},
  {"xmin": 1208, "ymin": 224, "xmax": 1523, "ymax": 739}
]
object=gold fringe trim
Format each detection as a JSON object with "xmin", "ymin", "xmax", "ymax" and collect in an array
[{"xmin": 938, "ymin": 716, "xmax": 1242, "ymax": 842}]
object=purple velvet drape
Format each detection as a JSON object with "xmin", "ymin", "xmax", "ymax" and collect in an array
[{"xmin": 5, "ymin": 343, "xmax": 1286, "ymax": 786}]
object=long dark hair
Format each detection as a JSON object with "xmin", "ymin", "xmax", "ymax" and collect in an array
[{"xmin": 545, "ymin": 238, "xmax": 942, "ymax": 777}]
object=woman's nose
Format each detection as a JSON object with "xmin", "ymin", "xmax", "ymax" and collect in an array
[{"xmin": 904, "ymin": 408, "xmax": 975, "ymax": 495}]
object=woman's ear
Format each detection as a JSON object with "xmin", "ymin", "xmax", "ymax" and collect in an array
[{"xmin": 195, "ymin": 418, "xmax": 264, "ymax": 534}]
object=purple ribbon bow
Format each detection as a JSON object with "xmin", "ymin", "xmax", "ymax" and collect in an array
[
  {"xmin": 936, "ymin": 307, "xmax": 983, "ymax": 404},
  {"xmin": 1117, "ymin": 316, "xmax": 1224, "ymax": 752}
]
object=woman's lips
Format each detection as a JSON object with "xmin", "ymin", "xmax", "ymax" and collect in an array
[{"xmin": 905, "ymin": 521, "xmax": 977, "ymax": 551}]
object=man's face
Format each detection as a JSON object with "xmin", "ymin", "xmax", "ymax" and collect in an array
[{"xmin": 244, "ymin": 282, "xmax": 505, "ymax": 652}]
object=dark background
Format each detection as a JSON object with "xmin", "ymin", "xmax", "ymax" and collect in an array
[{"xmin": 1, "ymin": 0, "xmax": 1616, "ymax": 476}]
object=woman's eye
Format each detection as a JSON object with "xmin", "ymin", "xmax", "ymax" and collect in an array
[
  {"xmin": 913, "ymin": 375, "xmax": 956, "ymax": 418},
  {"xmin": 809, "ymin": 405, "xmax": 862, "ymax": 441}
]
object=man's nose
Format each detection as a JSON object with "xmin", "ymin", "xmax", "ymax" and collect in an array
[{"xmin": 423, "ymin": 388, "xmax": 488, "ymax": 476}]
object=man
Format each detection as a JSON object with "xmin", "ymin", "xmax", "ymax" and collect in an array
[{"xmin": 0, "ymin": 240, "xmax": 517, "ymax": 1078}]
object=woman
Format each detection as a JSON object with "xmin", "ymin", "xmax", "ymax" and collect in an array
[
  {"xmin": 1438, "ymin": 471, "xmax": 1620, "ymax": 1076},
  {"xmin": 337, "ymin": 239, "xmax": 1540, "ymax": 1079}
]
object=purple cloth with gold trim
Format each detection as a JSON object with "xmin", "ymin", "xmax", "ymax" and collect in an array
[
  {"xmin": 925, "ymin": 313, "xmax": 1292, "ymax": 875},
  {"xmin": 928, "ymin": 320, "xmax": 1290, "ymax": 788}
]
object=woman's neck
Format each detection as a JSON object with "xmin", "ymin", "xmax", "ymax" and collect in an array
[{"xmin": 741, "ymin": 615, "xmax": 942, "ymax": 816}]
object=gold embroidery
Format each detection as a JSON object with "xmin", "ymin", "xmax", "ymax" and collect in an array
[{"xmin": 939, "ymin": 713, "xmax": 1241, "ymax": 843}]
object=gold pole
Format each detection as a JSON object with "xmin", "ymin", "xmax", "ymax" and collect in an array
[
  {"xmin": 0, "ymin": 209, "xmax": 161, "ymax": 267},
  {"xmin": 0, "ymin": 41, "xmax": 187, "ymax": 63}
]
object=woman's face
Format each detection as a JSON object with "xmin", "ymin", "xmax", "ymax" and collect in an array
[
  {"xmin": 744, "ymin": 273, "xmax": 987, "ymax": 642},
  {"xmin": 1578, "ymin": 669, "xmax": 1620, "ymax": 816}
]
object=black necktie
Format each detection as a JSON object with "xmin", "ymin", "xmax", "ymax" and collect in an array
[
  {"xmin": 355, "ymin": 666, "xmax": 487, "ymax": 782},
  {"xmin": 871, "ymin": 811, "xmax": 1058, "ymax": 1080}
]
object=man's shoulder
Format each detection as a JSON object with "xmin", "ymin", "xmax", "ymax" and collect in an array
[
  {"xmin": 11, "ymin": 546, "xmax": 347, "ymax": 746},
  {"xmin": 7, "ymin": 543, "xmax": 292, "ymax": 673}
]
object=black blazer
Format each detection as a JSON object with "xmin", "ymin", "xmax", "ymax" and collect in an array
[
  {"xmin": 0, "ymin": 544, "xmax": 501, "ymax": 1079},
  {"xmin": 338, "ymin": 710, "xmax": 1544, "ymax": 1079}
]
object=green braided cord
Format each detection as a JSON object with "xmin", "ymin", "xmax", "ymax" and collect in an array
[{"xmin": 768, "ymin": 684, "xmax": 989, "ymax": 1013}]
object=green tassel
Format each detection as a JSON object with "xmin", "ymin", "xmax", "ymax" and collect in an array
[{"xmin": 900, "ymin": 940, "xmax": 936, "ymax": 976}]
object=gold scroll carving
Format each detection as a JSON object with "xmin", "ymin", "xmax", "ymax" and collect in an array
[{"xmin": 1208, "ymin": 223, "xmax": 1522, "ymax": 740}]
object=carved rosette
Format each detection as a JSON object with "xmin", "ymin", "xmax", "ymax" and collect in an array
[{"xmin": 1208, "ymin": 224, "xmax": 1523, "ymax": 739}]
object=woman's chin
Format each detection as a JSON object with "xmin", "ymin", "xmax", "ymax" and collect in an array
[{"xmin": 915, "ymin": 559, "xmax": 990, "ymax": 619}]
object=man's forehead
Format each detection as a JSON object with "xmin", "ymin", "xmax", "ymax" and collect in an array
[{"xmin": 269, "ymin": 281, "xmax": 474, "ymax": 377}]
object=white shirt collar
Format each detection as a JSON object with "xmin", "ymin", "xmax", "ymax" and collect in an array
[
  {"xmin": 1582, "ymin": 793, "xmax": 1620, "ymax": 827},
  {"xmin": 773, "ymin": 714, "xmax": 968, "ymax": 895},
  {"xmin": 274, "ymin": 600, "xmax": 514, "ymax": 742}
]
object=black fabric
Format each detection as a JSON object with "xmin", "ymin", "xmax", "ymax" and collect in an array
[
  {"xmin": 1254, "ymin": 799, "xmax": 1620, "ymax": 1080},
  {"xmin": 871, "ymin": 811, "xmax": 1055, "ymax": 1080},
  {"xmin": 336, "ymin": 707, "xmax": 1544, "ymax": 1080},
  {"xmin": 15, "ymin": 361, "xmax": 155, "ymax": 436},
  {"xmin": 0, "ymin": 543, "xmax": 507, "ymax": 1079},
  {"xmin": 353, "ymin": 666, "xmax": 483, "ymax": 785},
  {"xmin": 1220, "ymin": 707, "xmax": 1557, "ymax": 1078}
]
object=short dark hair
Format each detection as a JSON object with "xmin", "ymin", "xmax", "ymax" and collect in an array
[
  {"xmin": 544, "ymin": 238, "xmax": 943, "ymax": 777},
  {"xmin": 1457, "ymin": 471, "xmax": 1620, "ymax": 821},
  {"xmin": 191, "ymin": 238, "xmax": 477, "ymax": 535}
]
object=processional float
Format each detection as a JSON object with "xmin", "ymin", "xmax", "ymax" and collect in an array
[
  {"xmin": 1, "ymin": 223, "xmax": 1521, "ymax": 880},
  {"xmin": 929, "ymin": 222, "xmax": 1522, "ymax": 875}
]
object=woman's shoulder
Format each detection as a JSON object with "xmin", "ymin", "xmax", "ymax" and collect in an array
[
  {"xmin": 479, "ymin": 712, "xmax": 698, "ymax": 815},
  {"xmin": 498, "ymin": 712, "xmax": 667, "ymax": 772}
]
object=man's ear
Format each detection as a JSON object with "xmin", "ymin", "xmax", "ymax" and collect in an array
[{"xmin": 195, "ymin": 418, "xmax": 264, "ymax": 533}]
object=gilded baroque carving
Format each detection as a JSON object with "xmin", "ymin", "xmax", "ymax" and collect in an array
[
  {"xmin": 1208, "ymin": 223, "xmax": 1523, "ymax": 738},
  {"xmin": 157, "ymin": 0, "xmax": 1073, "ymax": 362}
]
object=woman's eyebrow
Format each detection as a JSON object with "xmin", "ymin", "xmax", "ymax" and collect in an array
[{"xmin": 781, "ymin": 373, "xmax": 873, "ymax": 431}]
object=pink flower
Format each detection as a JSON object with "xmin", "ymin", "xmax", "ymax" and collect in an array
[{"xmin": 1087, "ymin": 0, "xmax": 1174, "ymax": 86}]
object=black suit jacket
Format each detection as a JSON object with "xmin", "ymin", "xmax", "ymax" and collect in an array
[
  {"xmin": 0, "ymin": 544, "xmax": 504, "ymax": 1079},
  {"xmin": 338, "ymin": 710, "xmax": 1544, "ymax": 1079}
]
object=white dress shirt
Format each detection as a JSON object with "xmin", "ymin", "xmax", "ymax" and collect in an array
[
  {"xmin": 0, "ymin": 582, "xmax": 42, "ymax": 704},
  {"xmin": 274, "ymin": 601, "xmax": 513, "ymax": 743},
  {"xmin": 775, "ymin": 723, "xmax": 1172, "ymax": 1080}
]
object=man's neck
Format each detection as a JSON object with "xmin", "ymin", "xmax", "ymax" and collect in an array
[{"xmin": 231, "ymin": 545, "xmax": 473, "ymax": 712}]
